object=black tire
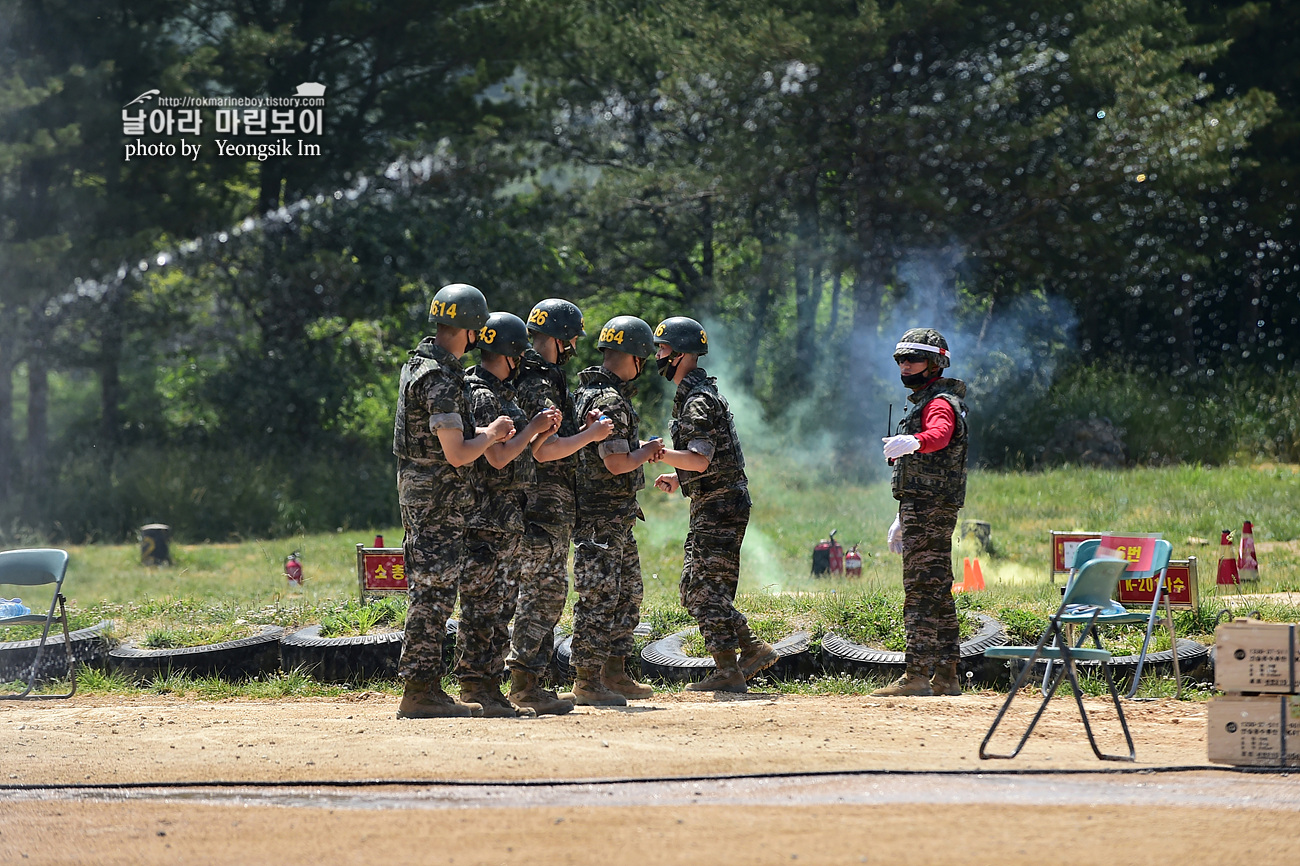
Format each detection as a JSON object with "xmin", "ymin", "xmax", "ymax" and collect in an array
[
  {"xmin": 820, "ymin": 612, "xmax": 1008, "ymax": 685},
  {"xmin": 0, "ymin": 620, "xmax": 116, "ymax": 684},
  {"xmin": 1009, "ymin": 637, "xmax": 1210, "ymax": 682},
  {"xmin": 550, "ymin": 623, "xmax": 649, "ymax": 684},
  {"xmin": 639, "ymin": 629, "xmax": 816, "ymax": 684},
  {"xmin": 280, "ymin": 625, "xmax": 404, "ymax": 682},
  {"xmin": 109, "ymin": 625, "xmax": 285, "ymax": 681}
]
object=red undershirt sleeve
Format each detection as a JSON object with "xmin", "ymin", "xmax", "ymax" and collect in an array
[{"xmin": 915, "ymin": 399, "xmax": 955, "ymax": 453}]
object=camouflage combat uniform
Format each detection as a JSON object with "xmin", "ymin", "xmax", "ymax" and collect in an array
[
  {"xmin": 508, "ymin": 348, "xmax": 579, "ymax": 677},
  {"xmin": 891, "ymin": 377, "xmax": 969, "ymax": 676},
  {"xmin": 458, "ymin": 365, "xmax": 531, "ymax": 686},
  {"xmin": 670, "ymin": 368, "xmax": 752, "ymax": 654},
  {"xmin": 393, "ymin": 337, "xmax": 478, "ymax": 684},
  {"xmin": 570, "ymin": 366, "xmax": 644, "ymax": 670}
]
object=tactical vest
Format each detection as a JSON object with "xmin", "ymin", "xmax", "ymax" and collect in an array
[
  {"xmin": 890, "ymin": 378, "xmax": 969, "ymax": 508},
  {"xmin": 517, "ymin": 350, "xmax": 579, "ymax": 486},
  {"xmin": 573, "ymin": 366, "xmax": 643, "ymax": 503},
  {"xmin": 465, "ymin": 367, "xmax": 530, "ymax": 533},
  {"xmin": 392, "ymin": 337, "xmax": 474, "ymax": 465},
  {"xmin": 670, "ymin": 371, "xmax": 747, "ymax": 498}
]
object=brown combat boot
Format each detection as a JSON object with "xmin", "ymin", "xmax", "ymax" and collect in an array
[
  {"xmin": 602, "ymin": 655, "xmax": 654, "ymax": 699},
  {"xmin": 738, "ymin": 628, "xmax": 780, "ymax": 679},
  {"xmin": 871, "ymin": 668, "xmax": 934, "ymax": 697},
  {"xmin": 930, "ymin": 660, "xmax": 963, "ymax": 696},
  {"xmin": 397, "ymin": 680, "xmax": 482, "ymax": 719},
  {"xmin": 460, "ymin": 678, "xmax": 529, "ymax": 718},
  {"xmin": 573, "ymin": 666, "xmax": 628, "ymax": 707},
  {"xmin": 685, "ymin": 650, "xmax": 748, "ymax": 693},
  {"xmin": 509, "ymin": 669, "xmax": 574, "ymax": 716}
]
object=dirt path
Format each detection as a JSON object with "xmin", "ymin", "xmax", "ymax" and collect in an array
[{"xmin": 3, "ymin": 692, "xmax": 1296, "ymax": 864}]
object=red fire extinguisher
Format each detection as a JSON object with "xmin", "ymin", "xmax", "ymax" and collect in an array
[
  {"xmin": 812, "ymin": 529, "xmax": 845, "ymax": 576},
  {"xmin": 844, "ymin": 544, "xmax": 863, "ymax": 577},
  {"xmin": 284, "ymin": 551, "xmax": 304, "ymax": 585}
]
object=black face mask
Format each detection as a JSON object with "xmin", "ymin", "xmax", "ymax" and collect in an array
[
  {"xmin": 556, "ymin": 340, "xmax": 575, "ymax": 366},
  {"xmin": 466, "ymin": 330, "xmax": 479, "ymax": 351},
  {"xmin": 900, "ymin": 371, "xmax": 930, "ymax": 388},
  {"xmin": 632, "ymin": 357, "xmax": 647, "ymax": 379},
  {"xmin": 656, "ymin": 354, "xmax": 681, "ymax": 380},
  {"xmin": 504, "ymin": 356, "xmax": 520, "ymax": 382}
]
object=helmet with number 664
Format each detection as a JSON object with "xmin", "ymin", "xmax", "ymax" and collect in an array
[{"xmin": 596, "ymin": 316, "xmax": 655, "ymax": 358}]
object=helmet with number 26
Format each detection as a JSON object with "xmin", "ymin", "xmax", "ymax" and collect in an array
[
  {"xmin": 526, "ymin": 298, "xmax": 586, "ymax": 341},
  {"xmin": 596, "ymin": 315, "xmax": 655, "ymax": 358}
]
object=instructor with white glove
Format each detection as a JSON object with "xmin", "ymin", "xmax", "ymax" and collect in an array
[{"xmin": 875, "ymin": 328, "xmax": 969, "ymax": 698}]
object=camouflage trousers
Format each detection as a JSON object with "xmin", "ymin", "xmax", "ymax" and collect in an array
[
  {"xmin": 455, "ymin": 528, "xmax": 522, "ymax": 685},
  {"xmin": 397, "ymin": 469, "xmax": 463, "ymax": 684},
  {"xmin": 899, "ymin": 499, "xmax": 961, "ymax": 675},
  {"xmin": 571, "ymin": 514, "xmax": 642, "ymax": 669},
  {"xmin": 679, "ymin": 489, "xmax": 751, "ymax": 653},
  {"xmin": 507, "ymin": 522, "xmax": 572, "ymax": 676}
]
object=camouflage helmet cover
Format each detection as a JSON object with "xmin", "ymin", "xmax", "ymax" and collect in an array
[{"xmin": 893, "ymin": 327, "xmax": 950, "ymax": 369}]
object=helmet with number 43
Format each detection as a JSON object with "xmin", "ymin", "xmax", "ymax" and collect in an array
[
  {"xmin": 596, "ymin": 315, "xmax": 655, "ymax": 358},
  {"xmin": 478, "ymin": 312, "xmax": 531, "ymax": 358}
]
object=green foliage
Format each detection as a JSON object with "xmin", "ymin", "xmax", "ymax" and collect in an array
[{"xmin": 319, "ymin": 597, "xmax": 407, "ymax": 638}]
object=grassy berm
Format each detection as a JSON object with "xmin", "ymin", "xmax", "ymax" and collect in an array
[{"xmin": 6, "ymin": 462, "xmax": 1299, "ymax": 700}]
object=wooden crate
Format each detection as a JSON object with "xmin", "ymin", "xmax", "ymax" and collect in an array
[
  {"xmin": 1214, "ymin": 619, "xmax": 1297, "ymax": 694},
  {"xmin": 1207, "ymin": 695, "xmax": 1300, "ymax": 767}
]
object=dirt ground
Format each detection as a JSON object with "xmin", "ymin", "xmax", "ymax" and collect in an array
[{"xmin": 2, "ymin": 691, "xmax": 1297, "ymax": 864}]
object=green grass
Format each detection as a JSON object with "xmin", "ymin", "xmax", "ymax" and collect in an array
[{"xmin": 7, "ymin": 461, "xmax": 1298, "ymax": 697}]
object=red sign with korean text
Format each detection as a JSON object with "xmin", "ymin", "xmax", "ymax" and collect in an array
[
  {"xmin": 362, "ymin": 551, "xmax": 407, "ymax": 591},
  {"xmin": 1098, "ymin": 533, "xmax": 1159, "ymax": 572},
  {"xmin": 1051, "ymin": 532, "xmax": 1103, "ymax": 574},
  {"xmin": 1116, "ymin": 559, "xmax": 1199, "ymax": 610}
]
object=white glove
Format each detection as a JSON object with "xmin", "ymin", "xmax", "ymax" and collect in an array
[
  {"xmin": 882, "ymin": 435, "xmax": 921, "ymax": 460},
  {"xmin": 887, "ymin": 515, "xmax": 903, "ymax": 554}
]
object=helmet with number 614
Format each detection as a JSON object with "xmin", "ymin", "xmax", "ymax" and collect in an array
[
  {"xmin": 596, "ymin": 315, "xmax": 655, "ymax": 358},
  {"xmin": 653, "ymin": 316, "xmax": 709, "ymax": 356},
  {"xmin": 526, "ymin": 298, "xmax": 586, "ymax": 341},
  {"xmin": 478, "ymin": 312, "xmax": 531, "ymax": 358},
  {"xmin": 428, "ymin": 283, "xmax": 490, "ymax": 331}
]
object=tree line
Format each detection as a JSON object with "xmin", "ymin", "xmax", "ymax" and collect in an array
[{"xmin": 1, "ymin": 0, "xmax": 1296, "ymax": 541}]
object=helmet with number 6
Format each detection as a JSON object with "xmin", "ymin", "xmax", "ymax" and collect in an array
[
  {"xmin": 653, "ymin": 317, "xmax": 709, "ymax": 356},
  {"xmin": 596, "ymin": 315, "xmax": 655, "ymax": 359},
  {"xmin": 478, "ymin": 312, "xmax": 531, "ymax": 358},
  {"xmin": 526, "ymin": 298, "xmax": 586, "ymax": 341},
  {"xmin": 428, "ymin": 283, "xmax": 490, "ymax": 331}
]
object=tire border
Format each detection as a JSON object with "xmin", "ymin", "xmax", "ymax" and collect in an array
[
  {"xmin": 638, "ymin": 629, "xmax": 816, "ymax": 684},
  {"xmin": 0, "ymin": 620, "xmax": 116, "ymax": 683},
  {"xmin": 109, "ymin": 625, "xmax": 285, "ymax": 681},
  {"xmin": 279, "ymin": 625, "xmax": 405, "ymax": 682},
  {"xmin": 820, "ymin": 612, "xmax": 1007, "ymax": 684}
]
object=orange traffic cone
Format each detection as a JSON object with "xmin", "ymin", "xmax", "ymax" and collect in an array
[
  {"xmin": 967, "ymin": 557, "xmax": 986, "ymax": 592},
  {"xmin": 1238, "ymin": 520, "xmax": 1259, "ymax": 582},
  {"xmin": 954, "ymin": 558, "xmax": 971, "ymax": 593},
  {"xmin": 1216, "ymin": 529, "xmax": 1240, "ymax": 586}
]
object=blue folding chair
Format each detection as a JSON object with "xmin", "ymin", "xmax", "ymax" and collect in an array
[
  {"xmin": 0, "ymin": 548, "xmax": 77, "ymax": 699},
  {"xmin": 980, "ymin": 555, "xmax": 1136, "ymax": 761}
]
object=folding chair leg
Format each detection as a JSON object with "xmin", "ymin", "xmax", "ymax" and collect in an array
[
  {"xmin": 1125, "ymin": 575, "xmax": 1167, "ymax": 699},
  {"xmin": 1165, "ymin": 594, "xmax": 1182, "ymax": 700},
  {"xmin": 981, "ymin": 624, "xmax": 1072, "ymax": 760},
  {"xmin": 2, "ymin": 594, "xmax": 77, "ymax": 701}
]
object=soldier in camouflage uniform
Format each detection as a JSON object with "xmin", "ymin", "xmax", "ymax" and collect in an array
[
  {"xmin": 570, "ymin": 315, "xmax": 665, "ymax": 707},
  {"xmin": 459, "ymin": 311, "xmax": 563, "ymax": 717},
  {"xmin": 508, "ymin": 299, "xmax": 614, "ymax": 716},
  {"xmin": 651, "ymin": 317, "xmax": 779, "ymax": 693},
  {"xmin": 393, "ymin": 283, "xmax": 516, "ymax": 719},
  {"xmin": 875, "ymin": 328, "xmax": 969, "ymax": 698}
]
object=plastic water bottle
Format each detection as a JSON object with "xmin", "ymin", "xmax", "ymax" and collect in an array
[{"xmin": 0, "ymin": 598, "xmax": 31, "ymax": 618}]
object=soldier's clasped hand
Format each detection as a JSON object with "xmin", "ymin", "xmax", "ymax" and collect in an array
[{"xmin": 486, "ymin": 415, "xmax": 515, "ymax": 442}]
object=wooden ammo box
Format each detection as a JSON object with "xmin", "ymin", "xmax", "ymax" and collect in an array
[
  {"xmin": 1207, "ymin": 695, "xmax": 1300, "ymax": 767},
  {"xmin": 1214, "ymin": 619, "xmax": 1298, "ymax": 694}
]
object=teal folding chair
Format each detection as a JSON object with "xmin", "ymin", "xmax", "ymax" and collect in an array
[
  {"xmin": 1043, "ymin": 538, "xmax": 1176, "ymax": 698},
  {"xmin": 980, "ymin": 555, "xmax": 1136, "ymax": 761},
  {"xmin": 0, "ymin": 548, "xmax": 77, "ymax": 699}
]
